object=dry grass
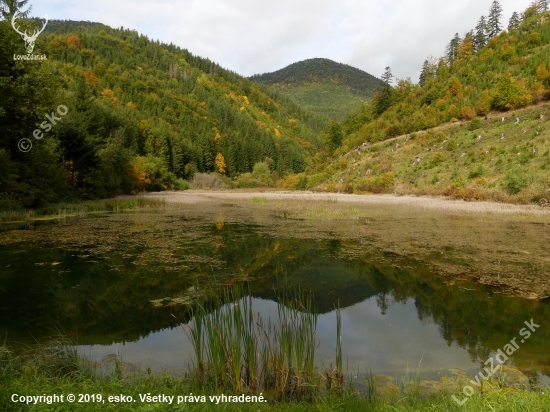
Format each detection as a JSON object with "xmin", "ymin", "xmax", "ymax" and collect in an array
[
  {"xmin": 143, "ymin": 191, "xmax": 550, "ymax": 216},
  {"xmin": 191, "ymin": 173, "xmax": 228, "ymax": 189}
]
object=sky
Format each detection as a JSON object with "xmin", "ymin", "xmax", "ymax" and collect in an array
[{"xmin": 33, "ymin": 0, "xmax": 531, "ymax": 80}]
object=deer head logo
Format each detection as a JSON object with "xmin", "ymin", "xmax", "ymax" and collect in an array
[{"xmin": 11, "ymin": 12, "xmax": 48, "ymax": 54}]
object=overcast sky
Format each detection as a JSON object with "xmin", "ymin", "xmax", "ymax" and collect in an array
[{"xmin": 33, "ymin": 0, "xmax": 530, "ymax": 81}]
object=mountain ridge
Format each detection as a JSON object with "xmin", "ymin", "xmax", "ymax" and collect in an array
[
  {"xmin": 251, "ymin": 58, "xmax": 383, "ymax": 94},
  {"xmin": 250, "ymin": 58, "xmax": 384, "ymax": 120},
  {"xmin": 0, "ymin": 18, "xmax": 328, "ymax": 208}
]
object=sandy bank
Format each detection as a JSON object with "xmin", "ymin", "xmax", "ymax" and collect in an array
[{"xmin": 142, "ymin": 190, "xmax": 550, "ymax": 215}]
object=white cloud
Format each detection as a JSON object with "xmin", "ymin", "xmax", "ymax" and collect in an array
[{"xmin": 35, "ymin": 0, "xmax": 531, "ymax": 80}]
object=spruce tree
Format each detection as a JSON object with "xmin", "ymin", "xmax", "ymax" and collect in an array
[
  {"xmin": 474, "ymin": 16, "xmax": 487, "ymax": 52},
  {"xmin": 508, "ymin": 11, "xmax": 521, "ymax": 31},
  {"xmin": 487, "ymin": 1, "xmax": 503, "ymax": 39},
  {"xmin": 325, "ymin": 121, "xmax": 343, "ymax": 152},
  {"xmin": 445, "ymin": 33, "xmax": 461, "ymax": 64},
  {"xmin": 381, "ymin": 66, "xmax": 394, "ymax": 85},
  {"xmin": 0, "ymin": 0, "xmax": 32, "ymax": 19},
  {"xmin": 419, "ymin": 60, "xmax": 429, "ymax": 86}
]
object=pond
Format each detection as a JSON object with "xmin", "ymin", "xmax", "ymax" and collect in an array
[{"xmin": 1, "ymin": 199, "xmax": 549, "ymax": 385}]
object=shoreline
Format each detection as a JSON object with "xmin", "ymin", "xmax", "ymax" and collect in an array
[{"xmin": 142, "ymin": 190, "xmax": 550, "ymax": 215}]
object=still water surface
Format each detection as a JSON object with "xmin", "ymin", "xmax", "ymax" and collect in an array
[{"xmin": 1, "ymin": 206, "xmax": 549, "ymax": 383}]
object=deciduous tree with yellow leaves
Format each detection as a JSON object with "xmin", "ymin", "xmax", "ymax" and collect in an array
[{"xmin": 215, "ymin": 153, "xmax": 226, "ymax": 174}]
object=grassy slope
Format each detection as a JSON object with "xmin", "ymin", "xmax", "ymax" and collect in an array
[
  {"xmin": 306, "ymin": 103, "xmax": 550, "ymax": 205},
  {"xmin": 288, "ymin": 6, "xmax": 550, "ymax": 201},
  {"xmin": 336, "ymin": 6, "xmax": 550, "ymax": 148},
  {"xmin": 278, "ymin": 82, "xmax": 367, "ymax": 120}
]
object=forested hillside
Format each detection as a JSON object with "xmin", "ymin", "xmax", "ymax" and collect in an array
[
  {"xmin": 0, "ymin": 18, "xmax": 326, "ymax": 209},
  {"xmin": 251, "ymin": 58, "xmax": 383, "ymax": 120},
  {"xmin": 338, "ymin": 1, "xmax": 550, "ymax": 150},
  {"xmin": 281, "ymin": 1, "xmax": 550, "ymax": 204}
]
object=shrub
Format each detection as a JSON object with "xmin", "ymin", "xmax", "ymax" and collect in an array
[
  {"xmin": 447, "ymin": 104, "xmax": 460, "ymax": 119},
  {"xmin": 503, "ymin": 171, "xmax": 529, "ymax": 194},
  {"xmin": 469, "ymin": 118, "xmax": 482, "ymax": 130},
  {"xmin": 306, "ymin": 173, "xmax": 325, "ymax": 189},
  {"xmin": 492, "ymin": 75, "xmax": 522, "ymax": 111},
  {"xmin": 386, "ymin": 124, "xmax": 402, "ymax": 138},
  {"xmin": 430, "ymin": 152, "xmax": 445, "ymax": 166},
  {"xmin": 453, "ymin": 177, "xmax": 466, "ymax": 189},
  {"xmin": 354, "ymin": 172, "xmax": 395, "ymax": 193},
  {"xmin": 276, "ymin": 174, "xmax": 300, "ymax": 189},
  {"xmin": 172, "ymin": 179, "xmax": 190, "ymax": 191},
  {"xmin": 191, "ymin": 173, "xmax": 227, "ymax": 189},
  {"xmin": 252, "ymin": 162, "xmax": 270, "ymax": 177},
  {"xmin": 460, "ymin": 106, "xmax": 476, "ymax": 120},
  {"xmin": 499, "ymin": 45, "xmax": 516, "ymax": 62},
  {"xmin": 296, "ymin": 175, "xmax": 308, "ymax": 190},
  {"xmin": 475, "ymin": 90, "xmax": 491, "ymax": 116},
  {"xmin": 184, "ymin": 163, "xmax": 198, "ymax": 180},
  {"xmin": 252, "ymin": 162, "xmax": 273, "ymax": 186},
  {"xmin": 468, "ymin": 164, "xmax": 484, "ymax": 179},
  {"xmin": 527, "ymin": 32, "xmax": 541, "ymax": 45}
]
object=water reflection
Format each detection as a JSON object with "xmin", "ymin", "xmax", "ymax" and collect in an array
[{"xmin": 1, "ymin": 214, "xmax": 549, "ymax": 381}]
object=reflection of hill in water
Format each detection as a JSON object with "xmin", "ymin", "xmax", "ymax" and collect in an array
[
  {"xmin": 1, "ymin": 219, "xmax": 549, "ymax": 376},
  {"xmin": 253, "ymin": 259, "xmax": 377, "ymax": 314}
]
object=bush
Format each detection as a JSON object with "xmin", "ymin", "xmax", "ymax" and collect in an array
[
  {"xmin": 475, "ymin": 90, "xmax": 491, "ymax": 116},
  {"xmin": 527, "ymin": 32, "xmax": 541, "ymax": 45},
  {"xmin": 252, "ymin": 162, "xmax": 270, "ymax": 177},
  {"xmin": 296, "ymin": 175, "xmax": 308, "ymax": 190},
  {"xmin": 130, "ymin": 155, "xmax": 171, "ymax": 191},
  {"xmin": 430, "ymin": 152, "xmax": 445, "ymax": 166},
  {"xmin": 469, "ymin": 118, "xmax": 482, "ymax": 130},
  {"xmin": 191, "ymin": 173, "xmax": 227, "ymax": 189},
  {"xmin": 251, "ymin": 162, "xmax": 273, "ymax": 186},
  {"xmin": 492, "ymin": 75, "xmax": 523, "ymax": 111},
  {"xmin": 237, "ymin": 173, "xmax": 261, "ymax": 188},
  {"xmin": 468, "ymin": 164, "xmax": 484, "ymax": 179},
  {"xmin": 460, "ymin": 106, "xmax": 476, "ymax": 120},
  {"xmin": 172, "ymin": 178, "xmax": 190, "ymax": 191},
  {"xmin": 504, "ymin": 171, "xmax": 529, "ymax": 194},
  {"xmin": 306, "ymin": 173, "xmax": 325, "ymax": 189},
  {"xmin": 453, "ymin": 177, "xmax": 466, "ymax": 189},
  {"xmin": 354, "ymin": 172, "xmax": 395, "ymax": 193}
]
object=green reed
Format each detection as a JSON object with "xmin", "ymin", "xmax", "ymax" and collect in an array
[{"xmin": 183, "ymin": 285, "xmax": 342, "ymax": 401}]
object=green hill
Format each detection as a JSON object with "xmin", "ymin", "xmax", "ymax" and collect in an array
[
  {"xmin": 307, "ymin": 103, "xmax": 550, "ymax": 205},
  {"xmin": 285, "ymin": 2, "xmax": 550, "ymax": 204},
  {"xmin": 0, "ymin": 19, "xmax": 326, "ymax": 208},
  {"xmin": 250, "ymin": 58, "xmax": 384, "ymax": 120}
]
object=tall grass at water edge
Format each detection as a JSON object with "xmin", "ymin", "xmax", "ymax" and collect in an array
[
  {"xmin": 0, "ymin": 197, "xmax": 165, "ymax": 223},
  {"xmin": 181, "ymin": 286, "xmax": 343, "ymax": 401}
]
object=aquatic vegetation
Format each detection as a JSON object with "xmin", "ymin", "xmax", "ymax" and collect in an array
[
  {"xmin": 183, "ymin": 285, "xmax": 343, "ymax": 401},
  {"xmin": 0, "ymin": 197, "xmax": 166, "ymax": 223}
]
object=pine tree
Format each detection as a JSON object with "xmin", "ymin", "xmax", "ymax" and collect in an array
[
  {"xmin": 538, "ymin": 0, "xmax": 549, "ymax": 12},
  {"xmin": 325, "ymin": 121, "xmax": 343, "ymax": 152},
  {"xmin": 445, "ymin": 33, "xmax": 461, "ymax": 64},
  {"xmin": 487, "ymin": 1, "xmax": 503, "ymax": 39},
  {"xmin": 474, "ymin": 16, "xmax": 487, "ymax": 52},
  {"xmin": 419, "ymin": 60, "xmax": 430, "ymax": 86},
  {"xmin": 0, "ymin": 0, "xmax": 32, "ymax": 19},
  {"xmin": 508, "ymin": 11, "xmax": 521, "ymax": 31},
  {"xmin": 381, "ymin": 66, "xmax": 394, "ymax": 85}
]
